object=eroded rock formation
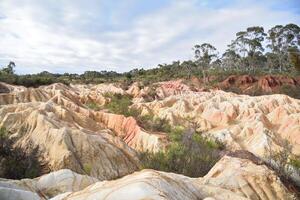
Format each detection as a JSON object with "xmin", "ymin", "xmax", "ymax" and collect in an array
[
  {"xmin": 0, "ymin": 83, "xmax": 164, "ymax": 180},
  {"xmin": 133, "ymin": 90, "xmax": 300, "ymax": 158},
  {"xmin": 220, "ymin": 75, "xmax": 300, "ymax": 94},
  {"xmin": 0, "ymin": 156, "xmax": 295, "ymax": 200},
  {"xmin": 0, "ymin": 81, "xmax": 299, "ymax": 199}
]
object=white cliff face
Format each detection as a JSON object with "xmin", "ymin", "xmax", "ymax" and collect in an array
[
  {"xmin": 0, "ymin": 169, "xmax": 98, "ymax": 199},
  {"xmin": 201, "ymin": 156, "xmax": 294, "ymax": 200},
  {"xmin": 50, "ymin": 169, "xmax": 246, "ymax": 200},
  {"xmin": 0, "ymin": 156, "xmax": 295, "ymax": 200}
]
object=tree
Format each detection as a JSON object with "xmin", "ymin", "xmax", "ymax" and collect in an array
[
  {"xmin": 1, "ymin": 61, "xmax": 15, "ymax": 74},
  {"xmin": 193, "ymin": 43, "xmax": 218, "ymax": 81},
  {"xmin": 181, "ymin": 60, "xmax": 196, "ymax": 78},
  {"xmin": 265, "ymin": 52, "xmax": 280, "ymax": 72},
  {"xmin": 288, "ymin": 48, "xmax": 300, "ymax": 74},
  {"xmin": 267, "ymin": 25, "xmax": 286, "ymax": 71},
  {"xmin": 193, "ymin": 43, "xmax": 218, "ymax": 67},
  {"xmin": 125, "ymin": 72, "xmax": 132, "ymax": 81},
  {"xmin": 232, "ymin": 26, "xmax": 266, "ymax": 71},
  {"xmin": 278, "ymin": 24, "xmax": 300, "ymax": 50},
  {"xmin": 221, "ymin": 46, "xmax": 241, "ymax": 70},
  {"xmin": 267, "ymin": 24, "xmax": 300, "ymax": 71}
]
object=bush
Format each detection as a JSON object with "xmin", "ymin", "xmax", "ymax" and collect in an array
[
  {"xmin": 86, "ymin": 102, "xmax": 101, "ymax": 111},
  {"xmin": 136, "ymin": 114, "xmax": 171, "ymax": 133},
  {"xmin": 83, "ymin": 164, "xmax": 92, "ymax": 175},
  {"xmin": 265, "ymin": 135, "xmax": 300, "ymax": 183},
  {"xmin": 103, "ymin": 93, "xmax": 134, "ymax": 116},
  {"xmin": 0, "ymin": 127, "xmax": 42, "ymax": 179},
  {"xmin": 279, "ymin": 85, "xmax": 300, "ymax": 99},
  {"xmin": 143, "ymin": 85, "xmax": 158, "ymax": 102},
  {"xmin": 140, "ymin": 127, "xmax": 223, "ymax": 177},
  {"xmin": 290, "ymin": 156, "xmax": 300, "ymax": 172},
  {"xmin": 265, "ymin": 138, "xmax": 293, "ymax": 177},
  {"xmin": 101, "ymin": 93, "xmax": 171, "ymax": 132}
]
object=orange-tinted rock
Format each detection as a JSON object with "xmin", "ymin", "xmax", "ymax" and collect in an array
[{"xmin": 217, "ymin": 75, "xmax": 299, "ymax": 95}]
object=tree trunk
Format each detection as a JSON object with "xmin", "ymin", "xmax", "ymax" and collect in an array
[{"xmin": 203, "ymin": 68, "xmax": 206, "ymax": 85}]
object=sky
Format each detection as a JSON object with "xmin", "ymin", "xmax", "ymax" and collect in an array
[{"xmin": 0, "ymin": 0, "xmax": 299, "ymax": 74}]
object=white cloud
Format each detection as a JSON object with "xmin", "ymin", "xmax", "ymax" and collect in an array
[{"xmin": 0, "ymin": 0, "xmax": 299, "ymax": 74}]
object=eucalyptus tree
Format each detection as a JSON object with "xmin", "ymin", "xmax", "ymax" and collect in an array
[
  {"xmin": 267, "ymin": 23, "xmax": 300, "ymax": 71},
  {"xmin": 1, "ymin": 61, "xmax": 15, "ymax": 74},
  {"xmin": 193, "ymin": 43, "xmax": 218, "ymax": 68},
  {"xmin": 288, "ymin": 48, "xmax": 300, "ymax": 74},
  {"xmin": 221, "ymin": 44, "xmax": 241, "ymax": 70},
  {"xmin": 193, "ymin": 43, "xmax": 218, "ymax": 81},
  {"xmin": 181, "ymin": 60, "xmax": 197, "ymax": 79},
  {"xmin": 231, "ymin": 26, "xmax": 267, "ymax": 71},
  {"xmin": 265, "ymin": 52, "xmax": 280, "ymax": 72}
]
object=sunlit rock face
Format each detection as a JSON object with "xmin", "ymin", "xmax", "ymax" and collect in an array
[
  {"xmin": 50, "ymin": 169, "xmax": 246, "ymax": 200},
  {"xmin": 0, "ymin": 169, "xmax": 98, "ymax": 200},
  {"xmin": 1, "ymin": 156, "xmax": 295, "ymax": 200},
  {"xmin": 51, "ymin": 156, "xmax": 295, "ymax": 200},
  {"xmin": 201, "ymin": 156, "xmax": 294, "ymax": 200},
  {"xmin": 0, "ymin": 101, "xmax": 140, "ymax": 180},
  {"xmin": 133, "ymin": 90, "xmax": 300, "ymax": 157}
]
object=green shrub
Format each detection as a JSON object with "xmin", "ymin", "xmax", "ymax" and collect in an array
[
  {"xmin": 136, "ymin": 114, "xmax": 171, "ymax": 133},
  {"xmin": 0, "ymin": 127, "xmax": 42, "ymax": 179},
  {"xmin": 290, "ymin": 157, "xmax": 300, "ymax": 171},
  {"xmin": 86, "ymin": 102, "xmax": 101, "ymax": 111},
  {"xmin": 265, "ymin": 136, "xmax": 300, "ymax": 183},
  {"xmin": 143, "ymin": 85, "xmax": 158, "ymax": 102},
  {"xmin": 102, "ymin": 93, "xmax": 171, "ymax": 132},
  {"xmin": 104, "ymin": 93, "xmax": 134, "ymax": 116},
  {"xmin": 140, "ymin": 127, "xmax": 223, "ymax": 177},
  {"xmin": 279, "ymin": 85, "xmax": 300, "ymax": 99},
  {"xmin": 83, "ymin": 164, "xmax": 92, "ymax": 175}
]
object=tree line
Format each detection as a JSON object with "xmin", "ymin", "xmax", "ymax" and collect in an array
[
  {"xmin": 192, "ymin": 24, "xmax": 300, "ymax": 74},
  {"xmin": 0, "ymin": 24, "xmax": 299, "ymax": 87}
]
